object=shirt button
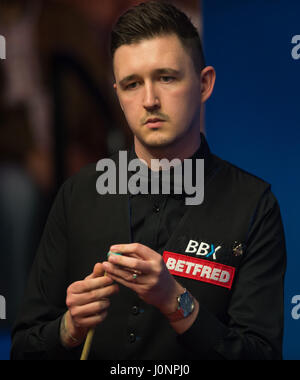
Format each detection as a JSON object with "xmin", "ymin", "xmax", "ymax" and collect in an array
[
  {"xmin": 132, "ymin": 306, "xmax": 140, "ymax": 315},
  {"xmin": 153, "ymin": 204, "xmax": 160, "ymax": 213},
  {"xmin": 129, "ymin": 333, "xmax": 136, "ymax": 343}
]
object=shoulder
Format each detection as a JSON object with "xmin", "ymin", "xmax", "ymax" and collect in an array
[
  {"xmin": 63, "ymin": 151, "xmax": 121, "ymax": 192},
  {"xmin": 206, "ymin": 154, "xmax": 281, "ymax": 225},
  {"xmin": 211, "ymin": 154, "xmax": 271, "ymax": 198},
  {"xmin": 62, "ymin": 163, "xmax": 97, "ymax": 198}
]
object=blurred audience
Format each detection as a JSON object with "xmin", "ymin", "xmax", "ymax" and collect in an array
[
  {"xmin": 0, "ymin": 0, "xmax": 202, "ymax": 329},
  {"xmin": 0, "ymin": 0, "xmax": 131, "ymax": 327},
  {"xmin": 0, "ymin": 0, "xmax": 49, "ymax": 328}
]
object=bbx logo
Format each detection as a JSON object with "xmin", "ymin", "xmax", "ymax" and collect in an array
[
  {"xmin": 185, "ymin": 240, "xmax": 222, "ymax": 260},
  {"xmin": 0, "ymin": 35, "xmax": 6, "ymax": 60}
]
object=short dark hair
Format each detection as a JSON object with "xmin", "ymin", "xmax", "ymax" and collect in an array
[{"xmin": 110, "ymin": 1, "xmax": 206, "ymax": 73}]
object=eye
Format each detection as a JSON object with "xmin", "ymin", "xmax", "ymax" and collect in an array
[
  {"xmin": 160, "ymin": 76, "xmax": 175, "ymax": 83},
  {"xmin": 125, "ymin": 82, "xmax": 140, "ymax": 90}
]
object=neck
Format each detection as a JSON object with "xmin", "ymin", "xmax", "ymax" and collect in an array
[{"xmin": 134, "ymin": 130, "xmax": 201, "ymax": 169}]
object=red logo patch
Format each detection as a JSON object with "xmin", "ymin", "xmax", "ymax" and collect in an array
[{"xmin": 163, "ymin": 251, "xmax": 235, "ymax": 290}]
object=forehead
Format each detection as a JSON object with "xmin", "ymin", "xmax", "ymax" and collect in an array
[{"xmin": 113, "ymin": 34, "xmax": 193, "ymax": 79}]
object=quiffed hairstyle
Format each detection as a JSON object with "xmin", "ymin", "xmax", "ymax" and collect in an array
[{"xmin": 111, "ymin": 1, "xmax": 206, "ymax": 73}]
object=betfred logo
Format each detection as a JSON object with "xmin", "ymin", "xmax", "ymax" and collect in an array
[
  {"xmin": 163, "ymin": 251, "xmax": 235, "ymax": 289},
  {"xmin": 185, "ymin": 239, "xmax": 222, "ymax": 260}
]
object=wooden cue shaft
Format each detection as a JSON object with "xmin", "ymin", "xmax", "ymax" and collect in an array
[
  {"xmin": 80, "ymin": 328, "xmax": 96, "ymax": 361},
  {"xmin": 80, "ymin": 253, "xmax": 121, "ymax": 360},
  {"xmin": 80, "ymin": 269, "xmax": 110, "ymax": 361}
]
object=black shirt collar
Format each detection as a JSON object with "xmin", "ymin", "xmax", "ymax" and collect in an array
[
  {"xmin": 129, "ymin": 132, "xmax": 211, "ymax": 163},
  {"xmin": 127, "ymin": 133, "xmax": 212, "ymax": 198}
]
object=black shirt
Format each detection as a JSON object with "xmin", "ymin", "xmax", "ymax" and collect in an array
[
  {"xmin": 129, "ymin": 143, "xmax": 203, "ymax": 254},
  {"xmin": 10, "ymin": 134, "xmax": 286, "ymax": 360}
]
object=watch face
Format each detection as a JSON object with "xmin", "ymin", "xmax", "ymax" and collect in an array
[{"xmin": 179, "ymin": 292, "xmax": 194, "ymax": 318}]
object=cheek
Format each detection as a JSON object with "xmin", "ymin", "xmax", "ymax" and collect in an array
[
  {"xmin": 120, "ymin": 97, "xmax": 138, "ymax": 118},
  {"xmin": 167, "ymin": 86, "xmax": 200, "ymax": 122},
  {"xmin": 120, "ymin": 97, "xmax": 141, "ymax": 126}
]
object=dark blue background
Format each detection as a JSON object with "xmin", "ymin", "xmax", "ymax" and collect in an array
[{"xmin": 202, "ymin": 0, "xmax": 300, "ymax": 359}]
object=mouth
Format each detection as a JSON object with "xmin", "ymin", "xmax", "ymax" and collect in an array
[
  {"xmin": 145, "ymin": 118, "xmax": 165, "ymax": 123},
  {"xmin": 144, "ymin": 118, "xmax": 166, "ymax": 128}
]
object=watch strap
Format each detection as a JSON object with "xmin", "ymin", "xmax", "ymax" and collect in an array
[{"xmin": 165, "ymin": 289, "xmax": 194, "ymax": 322}]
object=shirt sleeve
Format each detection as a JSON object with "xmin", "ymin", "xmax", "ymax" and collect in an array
[
  {"xmin": 177, "ymin": 189, "xmax": 287, "ymax": 360},
  {"xmin": 10, "ymin": 179, "xmax": 81, "ymax": 360}
]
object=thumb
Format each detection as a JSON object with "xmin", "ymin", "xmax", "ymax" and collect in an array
[
  {"xmin": 92, "ymin": 262, "xmax": 106, "ymax": 278},
  {"xmin": 84, "ymin": 263, "xmax": 106, "ymax": 280}
]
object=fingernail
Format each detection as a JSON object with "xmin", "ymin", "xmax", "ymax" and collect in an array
[
  {"xmin": 107, "ymin": 251, "xmax": 122, "ymax": 258},
  {"xmin": 110, "ymin": 245, "xmax": 121, "ymax": 251}
]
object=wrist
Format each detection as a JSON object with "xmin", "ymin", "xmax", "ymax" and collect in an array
[
  {"xmin": 60, "ymin": 312, "xmax": 85, "ymax": 348},
  {"xmin": 159, "ymin": 282, "xmax": 186, "ymax": 315},
  {"xmin": 163, "ymin": 287, "xmax": 196, "ymax": 324}
]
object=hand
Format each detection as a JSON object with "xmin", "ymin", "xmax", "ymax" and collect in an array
[
  {"xmin": 102, "ymin": 243, "xmax": 185, "ymax": 315},
  {"xmin": 62, "ymin": 263, "xmax": 119, "ymax": 348}
]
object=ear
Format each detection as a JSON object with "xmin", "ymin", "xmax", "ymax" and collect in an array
[{"xmin": 200, "ymin": 66, "xmax": 216, "ymax": 103}]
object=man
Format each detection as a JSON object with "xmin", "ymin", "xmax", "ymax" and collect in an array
[{"xmin": 11, "ymin": 1, "xmax": 286, "ymax": 360}]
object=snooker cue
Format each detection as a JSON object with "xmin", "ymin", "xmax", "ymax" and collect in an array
[
  {"xmin": 80, "ymin": 252, "xmax": 121, "ymax": 360},
  {"xmin": 80, "ymin": 271, "xmax": 106, "ymax": 361},
  {"xmin": 80, "ymin": 328, "xmax": 96, "ymax": 361}
]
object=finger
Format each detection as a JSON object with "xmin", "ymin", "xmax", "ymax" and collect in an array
[
  {"xmin": 107, "ymin": 254, "xmax": 150, "ymax": 273},
  {"xmin": 93, "ymin": 263, "xmax": 106, "ymax": 278},
  {"xmin": 71, "ymin": 299, "xmax": 110, "ymax": 320},
  {"xmin": 85, "ymin": 273, "xmax": 94, "ymax": 280},
  {"xmin": 106, "ymin": 273, "xmax": 137, "ymax": 292},
  {"xmin": 103, "ymin": 262, "xmax": 143, "ymax": 283},
  {"xmin": 74, "ymin": 310, "xmax": 108, "ymax": 329},
  {"xmin": 84, "ymin": 263, "xmax": 106, "ymax": 280},
  {"xmin": 110, "ymin": 243, "xmax": 156, "ymax": 260},
  {"xmin": 71, "ymin": 286, "xmax": 116, "ymax": 308},
  {"xmin": 72, "ymin": 283, "xmax": 119, "ymax": 306},
  {"xmin": 70, "ymin": 276, "xmax": 114, "ymax": 295}
]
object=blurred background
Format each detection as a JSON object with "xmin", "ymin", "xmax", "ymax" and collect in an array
[
  {"xmin": 0, "ymin": 0, "xmax": 299, "ymax": 360},
  {"xmin": 0, "ymin": 0, "xmax": 201, "ymax": 359}
]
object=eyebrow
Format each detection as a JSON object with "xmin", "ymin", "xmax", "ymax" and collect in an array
[
  {"xmin": 118, "ymin": 68, "xmax": 181, "ymax": 87},
  {"xmin": 119, "ymin": 74, "xmax": 139, "ymax": 88}
]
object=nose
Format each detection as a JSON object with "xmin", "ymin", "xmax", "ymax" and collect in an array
[{"xmin": 142, "ymin": 82, "xmax": 160, "ymax": 111}]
